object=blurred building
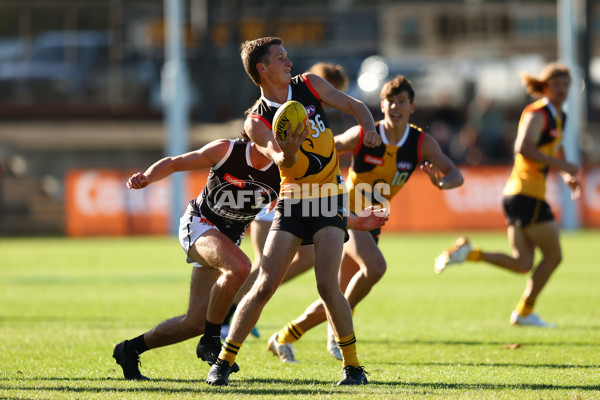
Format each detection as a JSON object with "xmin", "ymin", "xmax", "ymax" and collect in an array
[{"xmin": 0, "ymin": 0, "xmax": 598, "ymax": 234}]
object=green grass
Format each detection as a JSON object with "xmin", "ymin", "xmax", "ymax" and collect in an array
[{"xmin": 1, "ymin": 231, "xmax": 599, "ymax": 399}]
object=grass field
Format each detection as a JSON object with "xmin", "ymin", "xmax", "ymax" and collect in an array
[{"xmin": 1, "ymin": 230, "xmax": 599, "ymax": 399}]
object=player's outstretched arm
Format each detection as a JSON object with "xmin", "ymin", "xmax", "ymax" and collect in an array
[
  {"xmin": 347, "ymin": 206, "xmax": 389, "ymax": 231},
  {"xmin": 305, "ymin": 73, "xmax": 381, "ymax": 148},
  {"xmin": 126, "ymin": 139, "xmax": 229, "ymax": 189},
  {"xmin": 419, "ymin": 134, "xmax": 463, "ymax": 190}
]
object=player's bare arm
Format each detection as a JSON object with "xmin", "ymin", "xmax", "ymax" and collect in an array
[
  {"xmin": 334, "ymin": 125, "xmax": 363, "ymax": 153},
  {"xmin": 419, "ymin": 134, "xmax": 463, "ymax": 190},
  {"xmin": 516, "ymin": 112, "xmax": 578, "ymax": 176},
  {"xmin": 126, "ymin": 139, "xmax": 229, "ymax": 189},
  {"xmin": 305, "ymin": 73, "xmax": 381, "ymax": 148},
  {"xmin": 555, "ymin": 146, "xmax": 582, "ymax": 200},
  {"xmin": 244, "ymin": 117, "xmax": 308, "ymax": 168},
  {"xmin": 347, "ymin": 205, "xmax": 389, "ymax": 231}
]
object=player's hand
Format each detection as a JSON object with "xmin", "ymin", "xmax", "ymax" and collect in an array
[
  {"xmin": 277, "ymin": 123, "xmax": 308, "ymax": 159},
  {"xmin": 363, "ymin": 130, "xmax": 382, "ymax": 148},
  {"xmin": 355, "ymin": 205, "xmax": 390, "ymax": 231},
  {"xmin": 127, "ymin": 172, "xmax": 150, "ymax": 189},
  {"xmin": 420, "ymin": 161, "xmax": 444, "ymax": 189},
  {"xmin": 564, "ymin": 174, "xmax": 582, "ymax": 200},
  {"xmin": 562, "ymin": 161, "xmax": 579, "ymax": 177}
]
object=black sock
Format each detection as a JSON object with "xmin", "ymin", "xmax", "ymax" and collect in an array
[
  {"xmin": 124, "ymin": 334, "xmax": 149, "ymax": 355},
  {"xmin": 223, "ymin": 304, "xmax": 237, "ymax": 326},
  {"xmin": 201, "ymin": 321, "xmax": 222, "ymax": 344}
]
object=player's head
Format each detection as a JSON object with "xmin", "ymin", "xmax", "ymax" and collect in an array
[
  {"xmin": 241, "ymin": 37, "xmax": 284, "ymax": 86},
  {"xmin": 380, "ymin": 75, "xmax": 415, "ymax": 103},
  {"xmin": 520, "ymin": 62, "xmax": 571, "ymax": 102},
  {"xmin": 308, "ymin": 62, "xmax": 349, "ymax": 92},
  {"xmin": 380, "ymin": 75, "xmax": 415, "ymax": 124}
]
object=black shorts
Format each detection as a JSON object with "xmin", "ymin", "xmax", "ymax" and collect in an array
[
  {"xmin": 369, "ymin": 228, "xmax": 381, "ymax": 244},
  {"xmin": 502, "ymin": 194, "xmax": 554, "ymax": 228},
  {"xmin": 272, "ymin": 194, "xmax": 349, "ymax": 245}
]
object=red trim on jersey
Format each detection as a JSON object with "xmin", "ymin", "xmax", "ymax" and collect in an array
[
  {"xmin": 537, "ymin": 108, "xmax": 549, "ymax": 134},
  {"xmin": 224, "ymin": 173, "xmax": 246, "ymax": 188},
  {"xmin": 354, "ymin": 126, "xmax": 365, "ymax": 155},
  {"xmin": 250, "ymin": 114, "xmax": 272, "ymax": 130},
  {"xmin": 417, "ymin": 132, "xmax": 425, "ymax": 163},
  {"xmin": 363, "ymin": 154, "xmax": 384, "ymax": 166},
  {"xmin": 301, "ymin": 73, "xmax": 321, "ymax": 102}
]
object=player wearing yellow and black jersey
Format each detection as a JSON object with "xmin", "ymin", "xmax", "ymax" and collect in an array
[
  {"xmin": 435, "ymin": 63, "xmax": 582, "ymax": 327},
  {"xmin": 269, "ymin": 75, "xmax": 463, "ymax": 361},
  {"xmin": 206, "ymin": 37, "xmax": 381, "ymax": 387}
]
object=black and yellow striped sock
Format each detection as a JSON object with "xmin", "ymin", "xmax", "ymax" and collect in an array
[
  {"xmin": 336, "ymin": 332, "xmax": 359, "ymax": 368},
  {"xmin": 218, "ymin": 337, "xmax": 242, "ymax": 367},
  {"xmin": 515, "ymin": 297, "xmax": 535, "ymax": 317},
  {"xmin": 277, "ymin": 321, "xmax": 304, "ymax": 344}
]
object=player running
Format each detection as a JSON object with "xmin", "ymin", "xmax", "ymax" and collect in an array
[{"xmin": 434, "ymin": 63, "xmax": 582, "ymax": 327}]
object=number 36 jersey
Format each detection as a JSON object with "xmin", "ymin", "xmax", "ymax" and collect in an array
[
  {"xmin": 249, "ymin": 74, "xmax": 344, "ymax": 199},
  {"xmin": 347, "ymin": 121, "xmax": 424, "ymax": 213}
]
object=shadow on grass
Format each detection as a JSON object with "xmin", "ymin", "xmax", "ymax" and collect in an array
[
  {"xmin": 383, "ymin": 361, "xmax": 600, "ymax": 369},
  {"xmin": 1, "ymin": 377, "xmax": 599, "ymax": 395},
  {"xmin": 363, "ymin": 338, "xmax": 600, "ymax": 347}
]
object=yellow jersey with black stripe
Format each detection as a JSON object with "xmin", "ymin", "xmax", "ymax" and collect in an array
[
  {"xmin": 503, "ymin": 98, "xmax": 564, "ymax": 200},
  {"xmin": 249, "ymin": 74, "xmax": 344, "ymax": 199},
  {"xmin": 347, "ymin": 122, "xmax": 425, "ymax": 213}
]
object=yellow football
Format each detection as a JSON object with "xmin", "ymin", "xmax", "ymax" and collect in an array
[{"xmin": 272, "ymin": 100, "xmax": 309, "ymax": 141}]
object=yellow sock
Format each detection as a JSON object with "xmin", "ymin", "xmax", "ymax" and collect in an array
[
  {"xmin": 515, "ymin": 297, "xmax": 535, "ymax": 317},
  {"xmin": 466, "ymin": 248, "xmax": 483, "ymax": 261},
  {"xmin": 277, "ymin": 321, "xmax": 304, "ymax": 344},
  {"xmin": 218, "ymin": 337, "xmax": 242, "ymax": 367},
  {"xmin": 336, "ymin": 332, "xmax": 359, "ymax": 368}
]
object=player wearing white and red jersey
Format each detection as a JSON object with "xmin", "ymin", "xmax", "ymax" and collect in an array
[{"xmin": 112, "ymin": 137, "xmax": 280, "ymax": 380}]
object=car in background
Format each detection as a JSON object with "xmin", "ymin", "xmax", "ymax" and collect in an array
[{"xmin": 0, "ymin": 31, "xmax": 110, "ymax": 102}]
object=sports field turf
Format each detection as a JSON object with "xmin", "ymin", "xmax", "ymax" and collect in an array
[{"xmin": 1, "ymin": 231, "xmax": 599, "ymax": 399}]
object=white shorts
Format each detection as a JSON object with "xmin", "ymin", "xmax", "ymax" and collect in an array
[
  {"xmin": 178, "ymin": 204, "xmax": 219, "ymax": 268},
  {"xmin": 254, "ymin": 206, "xmax": 275, "ymax": 223}
]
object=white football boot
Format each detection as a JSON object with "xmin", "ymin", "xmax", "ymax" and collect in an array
[
  {"xmin": 267, "ymin": 333, "xmax": 299, "ymax": 363},
  {"xmin": 510, "ymin": 311, "xmax": 556, "ymax": 328},
  {"xmin": 434, "ymin": 236, "xmax": 473, "ymax": 274},
  {"xmin": 326, "ymin": 324, "xmax": 343, "ymax": 360}
]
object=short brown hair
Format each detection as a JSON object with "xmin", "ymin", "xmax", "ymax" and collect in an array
[
  {"xmin": 520, "ymin": 62, "xmax": 571, "ymax": 98},
  {"xmin": 308, "ymin": 62, "xmax": 349, "ymax": 92},
  {"xmin": 240, "ymin": 37, "xmax": 283, "ymax": 86},
  {"xmin": 380, "ymin": 75, "xmax": 415, "ymax": 103}
]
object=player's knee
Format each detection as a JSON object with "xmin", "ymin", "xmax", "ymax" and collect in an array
[
  {"xmin": 228, "ymin": 259, "xmax": 252, "ymax": 285},
  {"xmin": 315, "ymin": 281, "xmax": 340, "ymax": 303},
  {"xmin": 544, "ymin": 250, "xmax": 562, "ymax": 269},
  {"xmin": 252, "ymin": 275, "xmax": 279, "ymax": 302},
  {"xmin": 366, "ymin": 259, "xmax": 387, "ymax": 282},
  {"xmin": 514, "ymin": 261, "xmax": 533, "ymax": 274}
]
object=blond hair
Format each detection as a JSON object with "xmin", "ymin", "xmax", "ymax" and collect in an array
[{"xmin": 520, "ymin": 62, "xmax": 571, "ymax": 98}]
